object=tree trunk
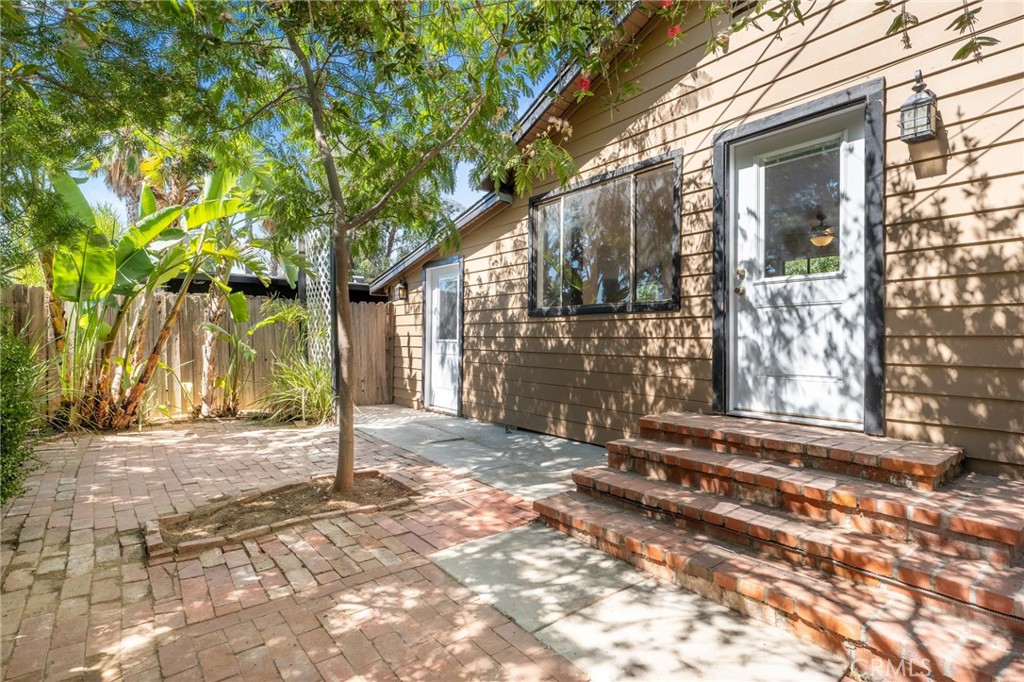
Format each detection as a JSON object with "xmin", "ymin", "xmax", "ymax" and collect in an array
[
  {"xmin": 115, "ymin": 239, "xmax": 207, "ymax": 429},
  {"xmin": 39, "ymin": 251, "xmax": 67, "ymax": 358},
  {"xmin": 92, "ymin": 297, "xmax": 131, "ymax": 424},
  {"xmin": 287, "ymin": 30, "xmax": 355, "ymax": 493},
  {"xmin": 39, "ymin": 250, "xmax": 72, "ymax": 422},
  {"xmin": 333, "ymin": 228, "xmax": 355, "ymax": 493},
  {"xmin": 200, "ymin": 291, "xmax": 227, "ymax": 417}
]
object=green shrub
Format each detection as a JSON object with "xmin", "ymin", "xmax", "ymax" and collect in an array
[
  {"xmin": 1, "ymin": 328, "xmax": 44, "ymax": 504},
  {"xmin": 261, "ymin": 357, "xmax": 334, "ymax": 424}
]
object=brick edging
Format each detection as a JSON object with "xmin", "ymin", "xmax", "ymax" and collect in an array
[{"xmin": 146, "ymin": 469, "xmax": 422, "ymax": 565}]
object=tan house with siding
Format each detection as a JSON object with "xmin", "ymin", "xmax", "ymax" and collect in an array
[
  {"xmin": 374, "ymin": 0, "xmax": 1023, "ymax": 479},
  {"xmin": 372, "ymin": 2, "xmax": 1024, "ymax": 676}
]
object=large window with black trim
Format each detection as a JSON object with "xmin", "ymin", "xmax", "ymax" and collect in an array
[{"xmin": 528, "ymin": 154, "xmax": 680, "ymax": 316}]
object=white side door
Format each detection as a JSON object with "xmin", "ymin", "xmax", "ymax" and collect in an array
[
  {"xmin": 424, "ymin": 263, "xmax": 461, "ymax": 413},
  {"xmin": 728, "ymin": 107, "xmax": 866, "ymax": 428}
]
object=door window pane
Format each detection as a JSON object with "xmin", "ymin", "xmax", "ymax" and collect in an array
[
  {"xmin": 762, "ymin": 139, "xmax": 842, "ymax": 278},
  {"xmin": 635, "ymin": 165, "xmax": 675, "ymax": 302},
  {"xmin": 437, "ymin": 277, "xmax": 458, "ymax": 340}
]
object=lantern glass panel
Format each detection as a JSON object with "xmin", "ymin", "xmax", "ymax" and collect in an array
[{"xmin": 900, "ymin": 101, "xmax": 935, "ymax": 141}]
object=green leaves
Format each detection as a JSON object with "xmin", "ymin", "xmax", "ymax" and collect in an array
[
  {"xmin": 226, "ymin": 291, "xmax": 249, "ymax": 324},
  {"xmin": 139, "ymin": 185, "xmax": 157, "ymax": 219},
  {"xmin": 952, "ymin": 36, "xmax": 1000, "ymax": 61},
  {"xmin": 113, "ymin": 241, "xmax": 155, "ymax": 295},
  {"xmin": 184, "ymin": 199, "xmax": 250, "ymax": 228},
  {"xmin": 127, "ymin": 206, "xmax": 185, "ymax": 249},
  {"xmin": 51, "ymin": 173, "xmax": 95, "ymax": 227},
  {"xmin": 202, "ymin": 169, "xmax": 238, "ymax": 203},
  {"xmin": 52, "ymin": 230, "xmax": 117, "ymax": 302},
  {"xmin": 884, "ymin": 10, "xmax": 918, "ymax": 37},
  {"xmin": 948, "ymin": 7, "xmax": 998, "ymax": 62},
  {"xmin": 947, "ymin": 7, "xmax": 982, "ymax": 33}
]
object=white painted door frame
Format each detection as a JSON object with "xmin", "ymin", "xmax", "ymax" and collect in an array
[
  {"xmin": 728, "ymin": 107, "xmax": 867, "ymax": 430},
  {"xmin": 423, "ymin": 260, "xmax": 462, "ymax": 414}
]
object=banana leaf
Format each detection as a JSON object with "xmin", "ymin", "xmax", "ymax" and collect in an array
[
  {"xmin": 51, "ymin": 172, "xmax": 95, "ymax": 226},
  {"xmin": 184, "ymin": 199, "xmax": 250, "ymax": 228},
  {"xmin": 52, "ymin": 229, "xmax": 116, "ymax": 302},
  {"xmin": 227, "ymin": 291, "xmax": 249, "ymax": 324}
]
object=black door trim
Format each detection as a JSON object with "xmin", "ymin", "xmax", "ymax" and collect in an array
[{"xmin": 711, "ymin": 79, "xmax": 886, "ymax": 435}]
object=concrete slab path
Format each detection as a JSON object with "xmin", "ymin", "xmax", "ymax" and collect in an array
[
  {"xmin": 354, "ymin": 406, "xmax": 606, "ymax": 502},
  {"xmin": 434, "ymin": 525, "xmax": 846, "ymax": 682},
  {"xmin": 360, "ymin": 406, "xmax": 848, "ymax": 682}
]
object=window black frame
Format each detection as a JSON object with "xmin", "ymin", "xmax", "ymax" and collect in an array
[{"xmin": 527, "ymin": 151, "xmax": 682, "ymax": 317}]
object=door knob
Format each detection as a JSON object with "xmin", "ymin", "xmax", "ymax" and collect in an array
[
  {"xmin": 734, "ymin": 286, "xmax": 746, "ymax": 296},
  {"xmin": 736, "ymin": 267, "xmax": 746, "ymax": 280}
]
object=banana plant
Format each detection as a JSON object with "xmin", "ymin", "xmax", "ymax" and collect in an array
[
  {"xmin": 46, "ymin": 170, "xmax": 254, "ymax": 429},
  {"xmin": 199, "ymin": 291, "xmax": 256, "ymax": 418},
  {"xmin": 196, "ymin": 167, "xmax": 311, "ymax": 418}
]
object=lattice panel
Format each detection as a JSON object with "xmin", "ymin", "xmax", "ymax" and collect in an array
[{"xmin": 305, "ymin": 224, "xmax": 333, "ymax": 373}]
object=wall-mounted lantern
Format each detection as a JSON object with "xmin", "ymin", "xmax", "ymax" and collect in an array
[
  {"xmin": 899, "ymin": 70, "xmax": 938, "ymax": 143},
  {"xmin": 395, "ymin": 279, "xmax": 408, "ymax": 301}
]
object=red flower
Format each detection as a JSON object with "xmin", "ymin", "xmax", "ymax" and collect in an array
[
  {"xmin": 661, "ymin": 0, "xmax": 673, "ymax": 8},
  {"xmin": 667, "ymin": 25, "xmax": 682, "ymax": 39},
  {"xmin": 576, "ymin": 75, "xmax": 592, "ymax": 92}
]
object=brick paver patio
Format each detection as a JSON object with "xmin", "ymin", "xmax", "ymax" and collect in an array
[{"xmin": 1, "ymin": 421, "xmax": 586, "ymax": 681}]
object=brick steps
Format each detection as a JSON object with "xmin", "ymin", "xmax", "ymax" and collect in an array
[
  {"xmin": 638, "ymin": 412, "xmax": 964, "ymax": 490},
  {"xmin": 572, "ymin": 465, "xmax": 1024, "ymax": 626},
  {"xmin": 608, "ymin": 438, "xmax": 1024, "ymax": 566},
  {"xmin": 534, "ymin": 492, "xmax": 1024, "ymax": 682}
]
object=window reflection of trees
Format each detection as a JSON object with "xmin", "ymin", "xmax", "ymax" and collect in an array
[
  {"xmin": 762, "ymin": 141, "xmax": 842, "ymax": 278},
  {"xmin": 563, "ymin": 177, "xmax": 631, "ymax": 306},
  {"xmin": 533, "ymin": 162, "xmax": 675, "ymax": 311},
  {"xmin": 636, "ymin": 166, "xmax": 675, "ymax": 301}
]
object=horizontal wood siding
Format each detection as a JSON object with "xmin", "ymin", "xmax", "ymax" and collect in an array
[
  {"xmin": 391, "ymin": 271, "xmax": 424, "ymax": 408},
  {"xmin": 389, "ymin": 1, "xmax": 1024, "ymax": 476}
]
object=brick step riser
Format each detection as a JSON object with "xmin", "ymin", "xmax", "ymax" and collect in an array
[
  {"xmin": 637, "ymin": 426, "xmax": 962, "ymax": 492},
  {"xmin": 609, "ymin": 452, "xmax": 1017, "ymax": 568},
  {"xmin": 536, "ymin": 511, "xmax": 984, "ymax": 682},
  {"xmin": 573, "ymin": 483, "xmax": 1024, "ymax": 634}
]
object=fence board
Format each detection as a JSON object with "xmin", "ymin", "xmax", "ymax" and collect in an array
[
  {"xmin": 351, "ymin": 302, "xmax": 390, "ymax": 405},
  {"xmin": 3, "ymin": 285, "xmax": 394, "ymax": 420}
]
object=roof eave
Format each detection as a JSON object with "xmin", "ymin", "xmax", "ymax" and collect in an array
[
  {"xmin": 369, "ymin": 192, "xmax": 505, "ymax": 293},
  {"xmin": 369, "ymin": 4, "xmax": 655, "ymax": 294}
]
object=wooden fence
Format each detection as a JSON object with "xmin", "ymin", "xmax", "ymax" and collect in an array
[{"xmin": 1, "ymin": 285, "xmax": 392, "ymax": 419}]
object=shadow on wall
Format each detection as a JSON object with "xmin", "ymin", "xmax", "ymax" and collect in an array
[
  {"xmin": 885, "ymin": 95, "xmax": 1024, "ymax": 473},
  {"xmin": 456, "ymin": 15, "xmax": 825, "ymax": 447}
]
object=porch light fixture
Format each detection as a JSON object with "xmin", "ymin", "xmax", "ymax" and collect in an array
[
  {"xmin": 395, "ymin": 279, "xmax": 408, "ymax": 301},
  {"xmin": 809, "ymin": 212, "xmax": 835, "ymax": 247},
  {"xmin": 899, "ymin": 70, "xmax": 938, "ymax": 143}
]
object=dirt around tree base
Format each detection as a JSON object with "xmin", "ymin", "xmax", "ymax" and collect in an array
[{"xmin": 159, "ymin": 474, "xmax": 412, "ymax": 548}]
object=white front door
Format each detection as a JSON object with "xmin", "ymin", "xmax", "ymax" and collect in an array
[
  {"xmin": 728, "ymin": 107, "xmax": 866, "ymax": 428},
  {"xmin": 424, "ymin": 263, "xmax": 461, "ymax": 413}
]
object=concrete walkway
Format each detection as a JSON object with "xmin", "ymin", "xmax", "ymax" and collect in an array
[
  {"xmin": 354, "ymin": 406, "xmax": 606, "ymax": 502},
  {"xmin": 357, "ymin": 406, "xmax": 847, "ymax": 682}
]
